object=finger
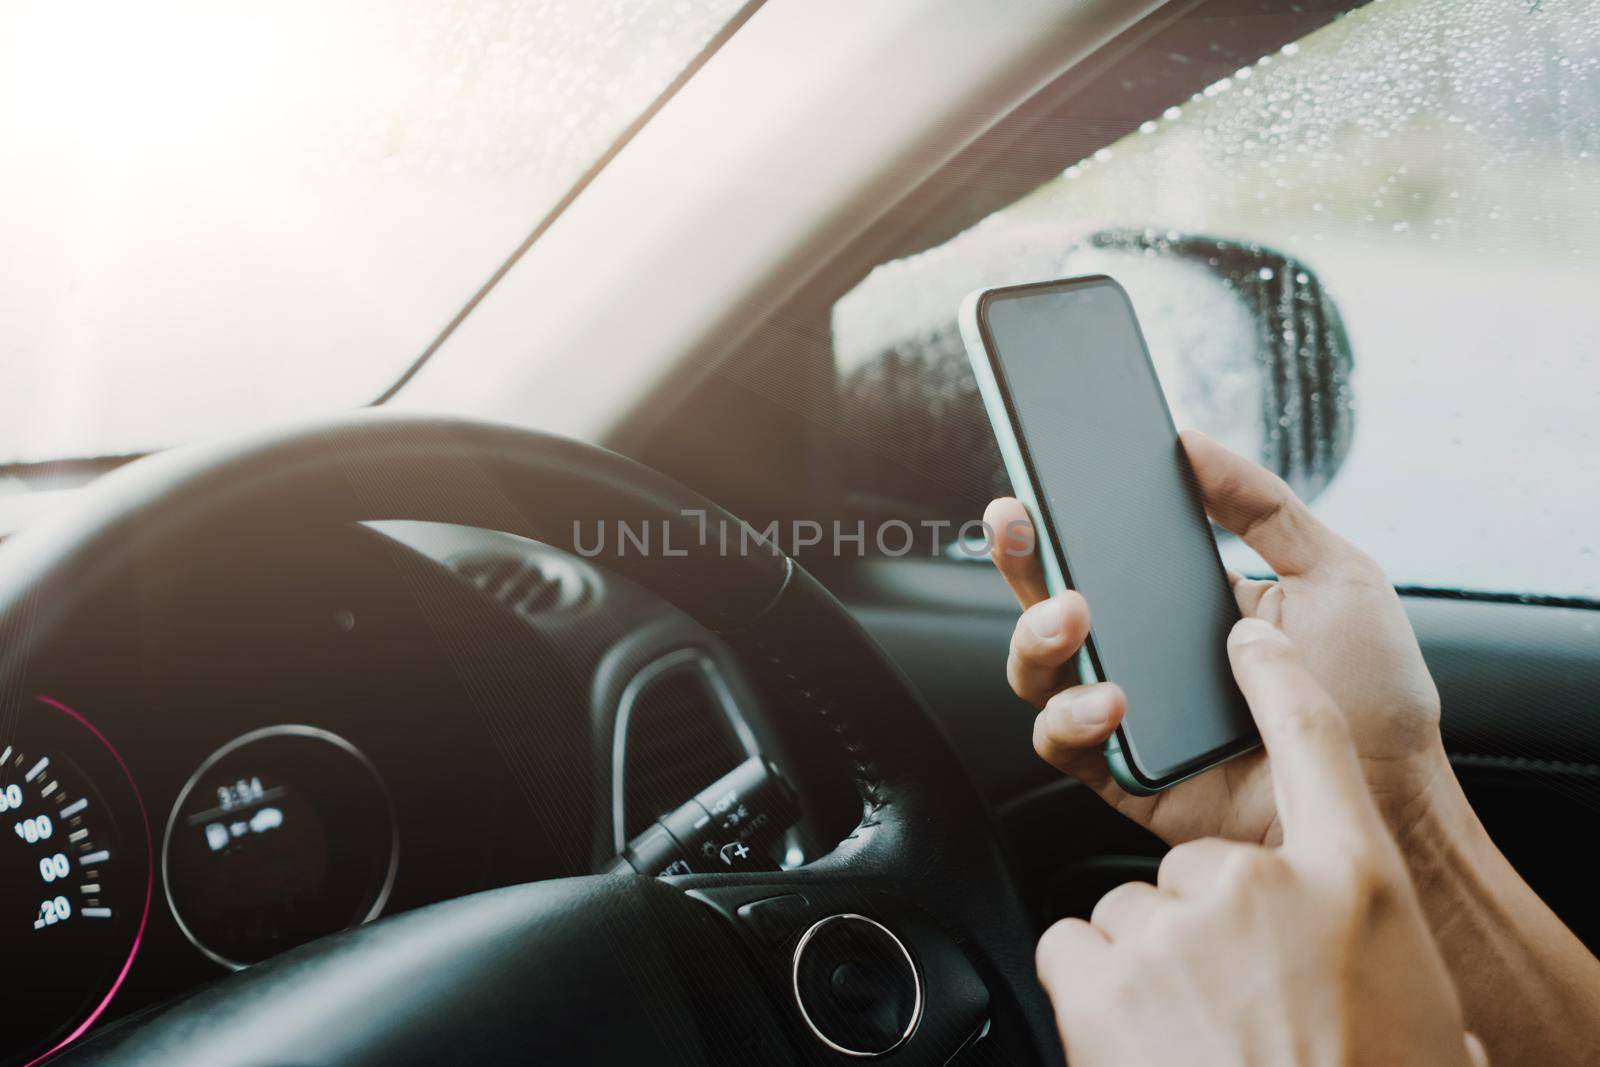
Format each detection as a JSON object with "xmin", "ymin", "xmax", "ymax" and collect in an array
[
  {"xmin": 1008, "ymin": 592, "xmax": 1091, "ymax": 705},
  {"xmin": 1464, "ymin": 1033, "xmax": 1489, "ymax": 1067},
  {"xmin": 1089, "ymin": 880, "xmax": 1168, "ymax": 940},
  {"xmin": 1157, "ymin": 837, "xmax": 1251, "ymax": 898},
  {"xmin": 985, "ymin": 497, "xmax": 1050, "ymax": 607},
  {"xmin": 1226, "ymin": 617, "xmax": 1380, "ymax": 846},
  {"xmin": 1036, "ymin": 917, "xmax": 1109, "ymax": 997},
  {"xmin": 1227, "ymin": 571, "xmax": 1278, "ymax": 618},
  {"xmin": 1182, "ymin": 429, "xmax": 1340, "ymax": 577},
  {"xmin": 1034, "ymin": 684, "xmax": 1125, "ymax": 771},
  {"xmin": 1254, "ymin": 583, "xmax": 1284, "ymax": 625}
]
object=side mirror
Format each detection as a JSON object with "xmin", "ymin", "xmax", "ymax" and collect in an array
[
  {"xmin": 835, "ymin": 229, "xmax": 1355, "ymax": 523},
  {"xmin": 1060, "ymin": 230, "xmax": 1354, "ymax": 502}
]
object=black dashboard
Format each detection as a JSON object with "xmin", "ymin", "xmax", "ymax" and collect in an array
[{"xmin": 5, "ymin": 518, "xmax": 786, "ymax": 1065}]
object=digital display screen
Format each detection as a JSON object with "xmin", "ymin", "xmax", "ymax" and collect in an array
[{"xmin": 164, "ymin": 728, "xmax": 395, "ymax": 968}]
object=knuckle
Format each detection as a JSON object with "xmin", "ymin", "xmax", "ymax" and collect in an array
[
  {"xmin": 1030, "ymin": 716, "xmax": 1053, "ymax": 761},
  {"xmin": 1229, "ymin": 629, "xmax": 1291, "ymax": 665},
  {"xmin": 1154, "ymin": 848, "xmax": 1184, "ymax": 888},
  {"xmin": 1218, "ymin": 845, "xmax": 1283, "ymax": 891},
  {"xmin": 1331, "ymin": 848, "xmax": 1404, "ymax": 913},
  {"xmin": 1133, "ymin": 900, "xmax": 1184, "ymax": 948},
  {"xmin": 1011, "ymin": 613, "xmax": 1041, "ymax": 654},
  {"xmin": 1274, "ymin": 698, "xmax": 1349, "ymax": 745},
  {"xmin": 1035, "ymin": 919, "xmax": 1087, "ymax": 986},
  {"xmin": 1088, "ymin": 882, "xmax": 1141, "ymax": 927},
  {"xmin": 1239, "ymin": 488, "xmax": 1294, "ymax": 541},
  {"xmin": 1156, "ymin": 840, "xmax": 1207, "ymax": 886},
  {"xmin": 1032, "ymin": 707, "xmax": 1079, "ymax": 766},
  {"xmin": 1210, "ymin": 466, "xmax": 1251, "ymax": 507},
  {"xmin": 1008, "ymin": 656, "xmax": 1055, "ymax": 710},
  {"xmin": 1227, "ymin": 617, "xmax": 1294, "ymax": 660},
  {"xmin": 1059, "ymin": 590, "xmax": 1090, "ymax": 632},
  {"xmin": 1333, "ymin": 549, "xmax": 1389, "ymax": 589},
  {"xmin": 1006, "ymin": 649, "xmax": 1032, "ymax": 699}
]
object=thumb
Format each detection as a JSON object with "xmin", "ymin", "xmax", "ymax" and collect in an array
[
  {"xmin": 1226, "ymin": 617, "xmax": 1381, "ymax": 849},
  {"xmin": 1464, "ymin": 1032, "xmax": 1490, "ymax": 1067}
]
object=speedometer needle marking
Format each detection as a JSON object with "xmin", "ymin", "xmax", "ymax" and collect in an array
[
  {"xmin": 25, "ymin": 756, "xmax": 50, "ymax": 781},
  {"xmin": 61, "ymin": 797, "xmax": 88, "ymax": 817},
  {"xmin": 79, "ymin": 849, "xmax": 110, "ymax": 866}
]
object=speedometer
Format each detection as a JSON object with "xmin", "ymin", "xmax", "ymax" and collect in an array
[{"xmin": 0, "ymin": 695, "xmax": 150, "ymax": 1067}]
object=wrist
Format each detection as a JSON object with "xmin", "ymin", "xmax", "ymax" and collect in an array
[{"xmin": 1381, "ymin": 743, "xmax": 1494, "ymax": 895}]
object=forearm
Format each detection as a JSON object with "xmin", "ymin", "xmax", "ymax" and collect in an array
[{"xmin": 1396, "ymin": 753, "xmax": 1600, "ymax": 1066}]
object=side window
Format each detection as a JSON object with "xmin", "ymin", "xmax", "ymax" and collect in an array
[{"xmin": 829, "ymin": 0, "xmax": 1600, "ymax": 600}]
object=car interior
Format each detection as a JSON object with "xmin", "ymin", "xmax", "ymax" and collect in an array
[{"xmin": 2, "ymin": 0, "xmax": 1596, "ymax": 1064}]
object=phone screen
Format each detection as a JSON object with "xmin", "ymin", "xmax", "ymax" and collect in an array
[{"xmin": 979, "ymin": 277, "xmax": 1255, "ymax": 784}]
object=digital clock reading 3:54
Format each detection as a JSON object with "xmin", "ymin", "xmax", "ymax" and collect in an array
[{"xmin": 162, "ymin": 725, "xmax": 397, "ymax": 970}]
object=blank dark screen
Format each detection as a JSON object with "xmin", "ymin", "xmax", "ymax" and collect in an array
[{"xmin": 985, "ymin": 280, "xmax": 1254, "ymax": 780}]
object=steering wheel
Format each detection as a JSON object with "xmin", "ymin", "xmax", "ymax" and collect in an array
[{"xmin": 0, "ymin": 413, "xmax": 1057, "ymax": 1066}]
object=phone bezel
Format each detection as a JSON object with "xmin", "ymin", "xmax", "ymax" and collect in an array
[{"xmin": 968, "ymin": 274, "xmax": 1258, "ymax": 791}]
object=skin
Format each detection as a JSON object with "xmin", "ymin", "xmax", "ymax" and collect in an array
[
  {"xmin": 993, "ymin": 430, "xmax": 1600, "ymax": 1065},
  {"xmin": 1036, "ymin": 610, "xmax": 1484, "ymax": 1067},
  {"xmin": 988, "ymin": 429, "xmax": 1445, "ymax": 846}
]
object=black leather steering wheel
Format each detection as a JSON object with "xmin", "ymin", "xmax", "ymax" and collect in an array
[{"xmin": 0, "ymin": 412, "xmax": 1056, "ymax": 1066}]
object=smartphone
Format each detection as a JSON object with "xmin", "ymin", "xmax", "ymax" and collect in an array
[{"xmin": 960, "ymin": 275, "xmax": 1258, "ymax": 795}]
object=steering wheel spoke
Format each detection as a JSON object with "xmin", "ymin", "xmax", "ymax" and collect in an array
[{"xmin": 673, "ymin": 873, "xmax": 992, "ymax": 1062}]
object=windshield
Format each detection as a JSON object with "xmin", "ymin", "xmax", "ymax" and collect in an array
[{"xmin": 0, "ymin": 0, "xmax": 743, "ymax": 466}]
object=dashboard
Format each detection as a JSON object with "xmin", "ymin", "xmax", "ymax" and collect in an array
[{"xmin": 2, "ymin": 518, "xmax": 794, "ymax": 1065}]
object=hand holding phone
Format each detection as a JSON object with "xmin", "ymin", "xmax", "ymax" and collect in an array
[
  {"xmin": 963, "ymin": 276, "xmax": 1257, "ymax": 793},
  {"xmin": 967, "ymin": 279, "xmax": 1446, "ymax": 844}
]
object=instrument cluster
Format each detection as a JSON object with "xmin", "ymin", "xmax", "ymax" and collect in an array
[
  {"xmin": 3, "ymin": 702, "xmax": 401, "ymax": 1066},
  {"xmin": 0, "ymin": 513, "xmax": 746, "ymax": 1065},
  {"xmin": 0, "ymin": 519, "xmax": 612, "ymax": 1066}
]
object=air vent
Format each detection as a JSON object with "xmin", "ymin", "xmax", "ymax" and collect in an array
[
  {"xmin": 450, "ymin": 549, "xmax": 590, "ymax": 619},
  {"xmin": 613, "ymin": 651, "xmax": 757, "ymax": 849}
]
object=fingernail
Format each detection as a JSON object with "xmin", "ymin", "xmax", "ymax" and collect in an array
[
  {"xmin": 1230, "ymin": 617, "xmax": 1288, "ymax": 649},
  {"xmin": 1025, "ymin": 599, "xmax": 1065, "ymax": 640},
  {"xmin": 1066, "ymin": 687, "xmax": 1114, "ymax": 725}
]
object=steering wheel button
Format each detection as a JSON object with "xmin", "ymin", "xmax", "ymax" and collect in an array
[
  {"xmin": 792, "ymin": 914, "xmax": 922, "ymax": 1057},
  {"xmin": 735, "ymin": 894, "xmax": 809, "ymax": 946},
  {"xmin": 830, "ymin": 961, "xmax": 885, "ymax": 1012}
]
